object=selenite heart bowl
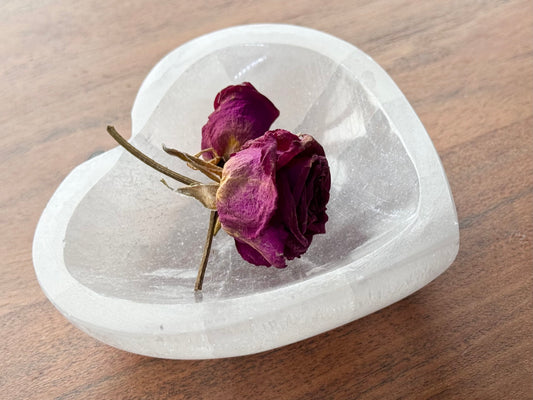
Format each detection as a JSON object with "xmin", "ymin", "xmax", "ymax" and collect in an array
[{"xmin": 33, "ymin": 24, "xmax": 459, "ymax": 359}]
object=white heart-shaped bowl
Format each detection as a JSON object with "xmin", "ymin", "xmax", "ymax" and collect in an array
[{"xmin": 33, "ymin": 24, "xmax": 459, "ymax": 359}]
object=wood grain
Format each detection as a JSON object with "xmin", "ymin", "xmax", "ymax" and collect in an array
[{"xmin": 1, "ymin": 0, "xmax": 531, "ymax": 399}]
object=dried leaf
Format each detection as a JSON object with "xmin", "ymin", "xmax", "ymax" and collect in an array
[{"xmin": 177, "ymin": 184, "xmax": 218, "ymax": 210}]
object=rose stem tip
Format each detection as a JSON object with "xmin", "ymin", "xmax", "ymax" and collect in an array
[
  {"xmin": 106, "ymin": 126, "xmax": 199, "ymax": 186},
  {"xmin": 195, "ymin": 210, "xmax": 218, "ymax": 291}
]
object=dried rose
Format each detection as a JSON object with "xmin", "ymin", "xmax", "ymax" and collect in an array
[
  {"xmin": 107, "ymin": 83, "xmax": 329, "ymax": 290},
  {"xmin": 216, "ymin": 129, "xmax": 331, "ymax": 268},
  {"xmin": 201, "ymin": 82, "xmax": 280, "ymax": 161}
]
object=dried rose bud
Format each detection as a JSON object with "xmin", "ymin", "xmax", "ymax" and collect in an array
[
  {"xmin": 216, "ymin": 129, "xmax": 331, "ymax": 268},
  {"xmin": 201, "ymin": 82, "xmax": 280, "ymax": 161}
]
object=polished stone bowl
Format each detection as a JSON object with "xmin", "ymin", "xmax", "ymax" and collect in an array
[{"xmin": 33, "ymin": 24, "xmax": 459, "ymax": 359}]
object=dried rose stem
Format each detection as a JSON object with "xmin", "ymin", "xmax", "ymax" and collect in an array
[
  {"xmin": 106, "ymin": 126, "xmax": 199, "ymax": 186},
  {"xmin": 107, "ymin": 125, "xmax": 217, "ymax": 291},
  {"xmin": 195, "ymin": 211, "xmax": 218, "ymax": 291}
]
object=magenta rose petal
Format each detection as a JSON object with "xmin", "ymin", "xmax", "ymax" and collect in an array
[
  {"xmin": 277, "ymin": 171, "xmax": 309, "ymax": 250},
  {"xmin": 283, "ymin": 156, "xmax": 313, "ymax": 206},
  {"xmin": 234, "ymin": 225, "xmax": 288, "ymax": 268},
  {"xmin": 234, "ymin": 239, "xmax": 271, "ymax": 266},
  {"xmin": 216, "ymin": 141, "xmax": 278, "ymax": 239}
]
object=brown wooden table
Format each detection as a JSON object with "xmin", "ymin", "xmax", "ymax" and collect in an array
[{"xmin": 2, "ymin": 1, "xmax": 531, "ymax": 399}]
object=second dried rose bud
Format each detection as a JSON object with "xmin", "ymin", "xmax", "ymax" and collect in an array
[{"xmin": 201, "ymin": 82, "xmax": 280, "ymax": 162}]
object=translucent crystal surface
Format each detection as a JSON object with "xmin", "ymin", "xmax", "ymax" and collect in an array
[{"xmin": 33, "ymin": 25, "xmax": 459, "ymax": 359}]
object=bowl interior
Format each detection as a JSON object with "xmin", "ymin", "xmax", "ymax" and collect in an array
[{"xmin": 63, "ymin": 43, "xmax": 420, "ymax": 303}]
